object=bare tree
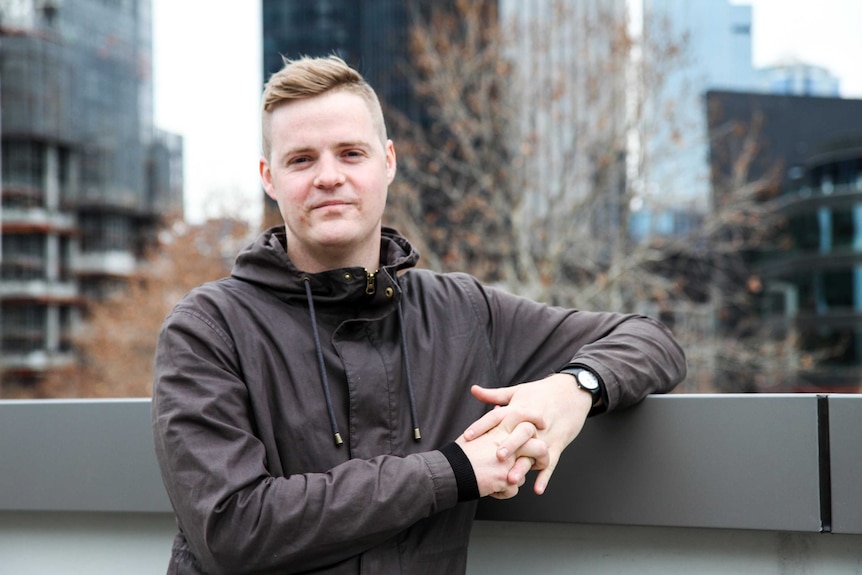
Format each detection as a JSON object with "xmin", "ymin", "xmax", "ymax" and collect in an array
[{"xmin": 386, "ymin": 0, "xmax": 789, "ymax": 392}]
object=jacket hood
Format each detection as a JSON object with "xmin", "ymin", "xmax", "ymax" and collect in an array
[{"xmin": 231, "ymin": 226, "xmax": 420, "ymax": 304}]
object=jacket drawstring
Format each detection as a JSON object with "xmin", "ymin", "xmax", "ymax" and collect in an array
[
  {"xmin": 303, "ymin": 275, "xmax": 422, "ymax": 447},
  {"xmin": 397, "ymin": 299, "xmax": 422, "ymax": 441},
  {"xmin": 303, "ymin": 278, "xmax": 344, "ymax": 447}
]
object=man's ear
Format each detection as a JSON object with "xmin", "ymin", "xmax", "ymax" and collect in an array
[
  {"xmin": 385, "ymin": 140, "xmax": 397, "ymax": 184},
  {"xmin": 260, "ymin": 156, "xmax": 276, "ymax": 200}
]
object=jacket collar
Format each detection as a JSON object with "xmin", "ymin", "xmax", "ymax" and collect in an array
[{"xmin": 231, "ymin": 226, "xmax": 420, "ymax": 306}]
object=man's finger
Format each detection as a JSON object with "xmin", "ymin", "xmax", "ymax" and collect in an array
[
  {"xmin": 533, "ymin": 456, "xmax": 560, "ymax": 495},
  {"xmin": 505, "ymin": 437, "xmax": 549, "ymax": 484},
  {"xmin": 495, "ymin": 420, "xmax": 538, "ymax": 460},
  {"xmin": 470, "ymin": 384, "xmax": 515, "ymax": 407},
  {"xmin": 490, "ymin": 483, "xmax": 519, "ymax": 500},
  {"xmin": 520, "ymin": 437, "xmax": 550, "ymax": 470},
  {"xmin": 506, "ymin": 456, "xmax": 534, "ymax": 485},
  {"xmin": 462, "ymin": 407, "xmax": 507, "ymax": 441}
]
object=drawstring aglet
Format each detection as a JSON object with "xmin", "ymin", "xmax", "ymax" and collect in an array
[
  {"xmin": 413, "ymin": 428, "xmax": 422, "ymax": 441},
  {"xmin": 334, "ymin": 433, "xmax": 344, "ymax": 446}
]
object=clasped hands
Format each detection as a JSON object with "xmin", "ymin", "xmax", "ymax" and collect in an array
[{"xmin": 454, "ymin": 373, "xmax": 593, "ymax": 499}]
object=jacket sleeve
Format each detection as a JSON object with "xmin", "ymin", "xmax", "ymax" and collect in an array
[
  {"xmin": 151, "ymin": 306, "xmax": 459, "ymax": 575},
  {"xmin": 456, "ymin": 274, "xmax": 687, "ymax": 410}
]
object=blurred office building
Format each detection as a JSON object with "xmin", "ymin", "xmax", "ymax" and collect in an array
[
  {"xmin": 262, "ymin": 0, "xmax": 424, "ymax": 118},
  {"xmin": 0, "ymin": 0, "xmax": 183, "ymax": 385},
  {"xmin": 707, "ymin": 90, "xmax": 862, "ymax": 390},
  {"xmin": 632, "ymin": 0, "xmax": 846, "ymax": 242},
  {"xmin": 629, "ymin": 0, "xmax": 757, "ymax": 242}
]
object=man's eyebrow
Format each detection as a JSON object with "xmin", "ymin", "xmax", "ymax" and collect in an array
[
  {"xmin": 282, "ymin": 146, "xmax": 315, "ymax": 159},
  {"xmin": 334, "ymin": 140, "xmax": 373, "ymax": 150}
]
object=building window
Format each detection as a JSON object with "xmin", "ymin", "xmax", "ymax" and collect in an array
[
  {"xmin": 80, "ymin": 147, "xmax": 108, "ymax": 198},
  {"xmin": 59, "ymin": 236, "xmax": 73, "ymax": 281},
  {"xmin": 823, "ymin": 269, "xmax": 853, "ymax": 309},
  {"xmin": 1, "ymin": 303, "xmax": 46, "ymax": 353},
  {"xmin": 79, "ymin": 213, "xmax": 134, "ymax": 252},
  {"xmin": 789, "ymin": 212, "xmax": 819, "ymax": 251},
  {"xmin": 59, "ymin": 305, "xmax": 75, "ymax": 352},
  {"xmin": 58, "ymin": 147, "xmax": 73, "ymax": 203},
  {"xmin": 2, "ymin": 141, "xmax": 45, "ymax": 208},
  {"xmin": 1, "ymin": 234, "xmax": 46, "ymax": 280},
  {"xmin": 832, "ymin": 208, "xmax": 854, "ymax": 250}
]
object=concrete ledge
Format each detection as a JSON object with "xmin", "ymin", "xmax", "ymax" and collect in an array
[
  {"xmin": 0, "ymin": 399, "xmax": 170, "ymax": 513},
  {"xmin": 1, "ymin": 395, "xmax": 860, "ymax": 534}
]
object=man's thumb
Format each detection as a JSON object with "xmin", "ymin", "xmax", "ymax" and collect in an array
[{"xmin": 470, "ymin": 384, "xmax": 515, "ymax": 405}]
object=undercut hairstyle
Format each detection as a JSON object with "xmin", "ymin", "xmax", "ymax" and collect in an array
[{"xmin": 260, "ymin": 55, "xmax": 388, "ymax": 159}]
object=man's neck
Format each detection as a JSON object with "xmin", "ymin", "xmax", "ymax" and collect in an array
[{"xmin": 288, "ymin": 243, "xmax": 380, "ymax": 274}]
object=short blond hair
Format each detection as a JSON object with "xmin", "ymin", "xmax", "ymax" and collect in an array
[{"xmin": 260, "ymin": 55, "xmax": 388, "ymax": 159}]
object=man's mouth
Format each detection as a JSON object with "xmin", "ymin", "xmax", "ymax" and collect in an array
[
  {"xmin": 311, "ymin": 200, "xmax": 351, "ymax": 212},
  {"xmin": 312, "ymin": 200, "xmax": 351, "ymax": 210}
]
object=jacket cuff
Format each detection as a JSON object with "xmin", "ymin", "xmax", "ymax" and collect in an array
[{"xmin": 439, "ymin": 442, "xmax": 480, "ymax": 501}]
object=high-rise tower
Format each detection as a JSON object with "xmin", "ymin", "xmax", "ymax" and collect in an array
[{"xmin": 0, "ymin": 0, "xmax": 183, "ymax": 385}]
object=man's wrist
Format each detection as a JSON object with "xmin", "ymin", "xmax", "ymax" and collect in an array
[
  {"xmin": 557, "ymin": 364, "xmax": 607, "ymax": 415},
  {"xmin": 439, "ymin": 442, "xmax": 480, "ymax": 501}
]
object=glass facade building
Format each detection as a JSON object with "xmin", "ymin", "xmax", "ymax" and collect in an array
[
  {"xmin": 261, "ymin": 0, "xmax": 428, "ymax": 127},
  {"xmin": 707, "ymin": 91, "xmax": 862, "ymax": 390},
  {"xmin": 0, "ymin": 0, "xmax": 183, "ymax": 384},
  {"xmin": 632, "ymin": 0, "xmax": 756, "ymax": 239},
  {"xmin": 782, "ymin": 141, "xmax": 862, "ymax": 387}
]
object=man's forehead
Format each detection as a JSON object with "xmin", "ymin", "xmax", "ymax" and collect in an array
[
  {"xmin": 266, "ymin": 90, "xmax": 387, "ymax": 151},
  {"xmin": 275, "ymin": 89, "xmax": 369, "ymax": 114},
  {"xmin": 275, "ymin": 94, "xmax": 372, "ymax": 127}
]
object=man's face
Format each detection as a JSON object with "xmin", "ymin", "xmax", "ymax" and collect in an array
[{"xmin": 260, "ymin": 90, "xmax": 396, "ymax": 272}]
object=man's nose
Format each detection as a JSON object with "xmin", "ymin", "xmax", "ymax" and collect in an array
[{"xmin": 313, "ymin": 154, "xmax": 345, "ymax": 189}]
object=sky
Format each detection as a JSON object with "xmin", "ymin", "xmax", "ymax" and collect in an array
[
  {"xmin": 151, "ymin": 0, "xmax": 262, "ymax": 224},
  {"xmin": 151, "ymin": 0, "xmax": 862, "ymax": 225},
  {"xmin": 742, "ymin": 0, "xmax": 862, "ymax": 96}
]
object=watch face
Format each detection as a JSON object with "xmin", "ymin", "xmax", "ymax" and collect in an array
[{"xmin": 577, "ymin": 370, "xmax": 599, "ymax": 391}]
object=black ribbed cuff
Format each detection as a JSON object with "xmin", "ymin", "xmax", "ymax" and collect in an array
[{"xmin": 439, "ymin": 442, "xmax": 480, "ymax": 501}]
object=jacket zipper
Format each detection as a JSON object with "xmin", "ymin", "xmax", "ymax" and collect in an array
[{"xmin": 365, "ymin": 269, "xmax": 376, "ymax": 295}]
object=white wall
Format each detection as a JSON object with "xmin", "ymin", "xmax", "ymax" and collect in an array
[
  {"xmin": 2, "ymin": 513, "xmax": 861, "ymax": 575},
  {"xmin": 0, "ymin": 511, "xmax": 176, "ymax": 575},
  {"xmin": 469, "ymin": 521, "xmax": 862, "ymax": 575}
]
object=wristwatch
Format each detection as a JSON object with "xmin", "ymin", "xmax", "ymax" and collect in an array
[{"xmin": 558, "ymin": 365, "xmax": 602, "ymax": 409}]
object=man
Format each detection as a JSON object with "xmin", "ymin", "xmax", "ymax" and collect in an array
[{"xmin": 152, "ymin": 55, "xmax": 686, "ymax": 575}]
